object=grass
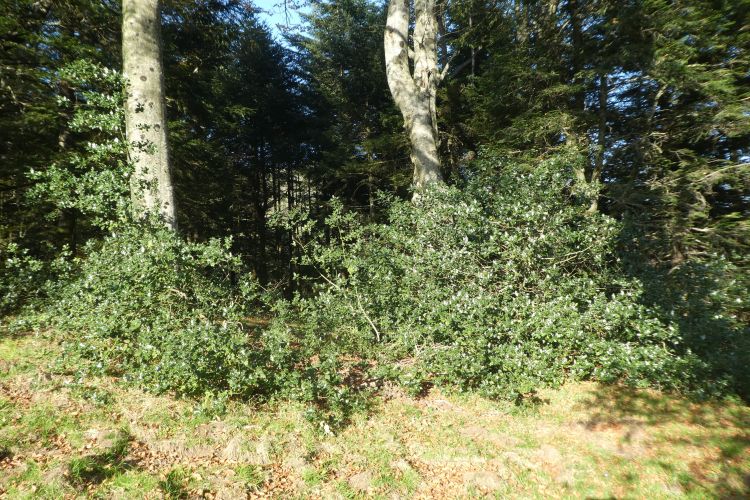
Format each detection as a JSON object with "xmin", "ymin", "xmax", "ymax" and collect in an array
[
  {"xmin": 67, "ymin": 429, "xmax": 131, "ymax": 486},
  {"xmin": 0, "ymin": 330, "xmax": 748, "ymax": 498},
  {"xmin": 158, "ymin": 467, "xmax": 190, "ymax": 499}
]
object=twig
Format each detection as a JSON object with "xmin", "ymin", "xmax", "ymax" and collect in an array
[{"xmin": 355, "ymin": 290, "xmax": 381, "ymax": 343}]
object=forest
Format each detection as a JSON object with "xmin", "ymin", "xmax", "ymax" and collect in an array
[{"xmin": 1, "ymin": 0, "xmax": 749, "ymax": 497}]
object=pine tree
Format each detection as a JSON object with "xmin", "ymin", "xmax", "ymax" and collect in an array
[{"xmin": 295, "ymin": 0, "xmax": 409, "ymax": 211}]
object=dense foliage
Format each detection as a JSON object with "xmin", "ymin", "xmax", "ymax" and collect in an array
[
  {"xmin": 289, "ymin": 150, "xmax": 747, "ymax": 399},
  {"xmin": 20, "ymin": 149, "xmax": 743, "ymax": 428},
  {"xmin": 1, "ymin": 0, "xmax": 747, "ymax": 421},
  {"xmin": 31, "ymin": 226, "xmax": 368, "ymax": 424}
]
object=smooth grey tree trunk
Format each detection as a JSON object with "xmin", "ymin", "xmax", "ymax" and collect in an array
[
  {"xmin": 122, "ymin": 0, "xmax": 177, "ymax": 229},
  {"xmin": 384, "ymin": 0, "xmax": 444, "ymax": 199}
]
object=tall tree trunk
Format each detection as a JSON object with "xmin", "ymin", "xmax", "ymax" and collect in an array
[
  {"xmin": 588, "ymin": 73, "xmax": 607, "ymax": 213},
  {"xmin": 286, "ymin": 167, "xmax": 295, "ymax": 296},
  {"xmin": 384, "ymin": 0, "xmax": 443, "ymax": 199},
  {"xmin": 368, "ymin": 167, "xmax": 375, "ymax": 219},
  {"xmin": 515, "ymin": 0, "xmax": 528, "ymax": 45},
  {"xmin": 565, "ymin": 0, "xmax": 587, "ymax": 185},
  {"xmin": 436, "ymin": 0, "xmax": 448, "ymax": 68},
  {"xmin": 469, "ymin": 11, "xmax": 476, "ymax": 77},
  {"xmin": 255, "ymin": 142, "xmax": 269, "ymax": 284},
  {"xmin": 122, "ymin": 0, "xmax": 176, "ymax": 229},
  {"xmin": 566, "ymin": 0, "xmax": 584, "ymax": 115}
]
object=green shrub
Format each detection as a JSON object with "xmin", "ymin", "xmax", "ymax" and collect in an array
[
  {"xmin": 35, "ymin": 146, "xmax": 745, "ymax": 424},
  {"xmin": 27, "ymin": 60, "xmax": 130, "ymax": 231},
  {"xmin": 623, "ymin": 252, "xmax": 750, "ymax": 399},
  {"xmin": 48, "ymin": 224, "xmax": 292, "ymax": 398},
  {"xmin": 0, "ymin": 244, "xmax": 46, "ymax": 316},
  {"xmin": 43, "ymin": 223, "xmax": 364, "ymax": 427},
  {"xmin": 288, "ymin": 149, "xmax": 734, "ymax": 399},
  {"xmin": 1, "ymin": 60, "xmax": 125, "ymax": 319},
  {"xmin": 0, "ymin": 243, "xmax": 71, "ymax": 317}
]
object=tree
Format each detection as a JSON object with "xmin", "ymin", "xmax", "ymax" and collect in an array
[
  {"xmin": 384, "ymin": 0, "xmax": 444, "ymax": 197},
  {"xmin": 122, "ymin": 0, "xmax": 176, "ymax": 229},
  {"xmin": 0, "ymin": 0, "xmax": 121, "ymax": 254},
  {"xmin": 455, "ymin": 0, "xmax": 748, "ymax": 266},
  {"xmin": 163, "ymin": 1, "xmax": 314, "ymax": 284},
  {"xmin": 295, "ymin": 0, "xmax": 408, "ymax": 213}
]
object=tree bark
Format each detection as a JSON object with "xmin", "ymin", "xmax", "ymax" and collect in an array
[
  {"xmin": 588, "ymin": 73, "xmax": 607, "ymax": 213},
  {"xmin": 566, "ymin": 0, "xmax": 585, "ymax": 115},
  {"xmin": 384, "ymin": 0, "xmax": 443, "ymax": 199},
  {"xmin": 122, "ymin": 0, "xmax": 177, "ymax": 229}
]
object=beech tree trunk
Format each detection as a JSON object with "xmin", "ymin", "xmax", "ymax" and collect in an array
[
  {"xmin": 122, "ymin": 0, "xmax": 177, "ymax": 229},
  {"xmin": 384, "ymin": 0, "xmax": 443, "ymax": 198}
]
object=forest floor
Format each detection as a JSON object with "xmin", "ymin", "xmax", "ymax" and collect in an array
[{"xmin": 1, "ymin": 330, "xmax": 748, "ymax": 499}]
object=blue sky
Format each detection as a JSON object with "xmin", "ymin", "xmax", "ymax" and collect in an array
[{"xmin": 253, "ymin": 0, "xmax": 306, "ymax": 40}]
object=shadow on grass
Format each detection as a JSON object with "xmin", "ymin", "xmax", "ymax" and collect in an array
[
  {"xmin": 158, "ymin": 467, "xmax": 189, "ymax": 499},
  {"xmin": 67, "ymin": 429, "xmax": 134, "ymax": 487},
  {"xmin": 580, "ymin": 384, "xmax": 749, "ymax": 498},
  {"xmin": 613, "ymin": 212, "xmax": 750, "ymax": 497}
]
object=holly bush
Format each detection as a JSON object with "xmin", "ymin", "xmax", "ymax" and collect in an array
[{"xmin": 287, "ymin": 149, "xmax": 740, "ymax": 399}]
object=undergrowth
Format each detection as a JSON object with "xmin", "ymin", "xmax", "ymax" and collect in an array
[
  {"xmin": 286, "ymin": 149, "xmax": 747, "ymax": 401},
  {"xmin": 6, "ymin": 150, "xmax": 747, "ymax": 427}
]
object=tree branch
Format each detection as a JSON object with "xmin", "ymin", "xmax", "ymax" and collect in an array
[{"xmin": 438, "ymin": 49, "xmax": 480, "ymax": 84}]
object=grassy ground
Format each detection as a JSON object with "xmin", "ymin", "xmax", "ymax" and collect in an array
[{"xmin": 1, "ymin": 331, "xmax": 748, "ymax": 499}]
